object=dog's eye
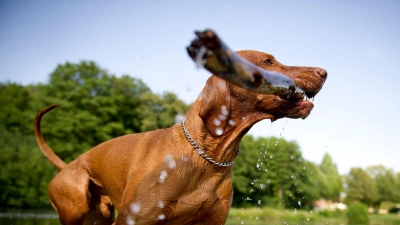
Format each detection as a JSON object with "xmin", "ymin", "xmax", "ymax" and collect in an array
[{"xmin": 264, "ymin": 59, "xmax": 272, "ymax": 65}]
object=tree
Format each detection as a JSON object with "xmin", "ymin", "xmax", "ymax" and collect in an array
[
  {"xmin": 395, "ymin": 173, "xmax": 400, "ymax": 203},
  {"xmin": 31, "ymin": 61, "xmax": 189, "ymax": 162},
  {"xmin": 347, "ymin": 202, "xmax": 369, "ymax": 225},
  {"xmin": 0, "ymin": 61, "xmax": 190, "ymax": 208},
  {"xmin": 232, "ymin": 135, "xmax": 263, "ymax": 207},
  {"xmin": 346, "ymin": 167, "xmax": 379, "ymax": 206},
  {"xmin": 301, "ymin": 161, "xmax": 326, "ymax": 204},
  {"xmin": 232, "ymin": 135, "xmax": 319, "ymax": 209},
  {"xmin": 0, "ymin": 82, "xmax": 33, "ymax": 135},
  {"xmin": 0, "ymin": 126, "xmax": 53, "ymax": 207},
  {"xmin": 367, "ymin": 165, "xmax": 398, "ymax": 206},
  {"xmin": 319, "ymin": 153, "xmax": 342, "ymax": 201}
]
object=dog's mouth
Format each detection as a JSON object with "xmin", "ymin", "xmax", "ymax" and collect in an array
[{"xmin": 272, "ymin": 82, "xmax": 323, "ymax": 120}]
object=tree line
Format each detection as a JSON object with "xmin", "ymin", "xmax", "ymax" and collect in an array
[{"xmin": 1, "ymin": 61, "xmax": 399, "ymax": 210}]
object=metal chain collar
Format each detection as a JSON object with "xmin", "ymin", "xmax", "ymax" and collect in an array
[{"xmin": 181, "ymin": 121, "xmax": 235, "ymax": 167}]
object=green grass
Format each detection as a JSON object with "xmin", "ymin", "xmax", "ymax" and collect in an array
[{"xmin": 226, "ymin": 207, "xmax": 400, "ymax": 225}]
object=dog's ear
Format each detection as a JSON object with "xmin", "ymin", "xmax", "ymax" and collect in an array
[{"xmin": 199, "ymin": 76, "xmax": 231, "ymax": 137}]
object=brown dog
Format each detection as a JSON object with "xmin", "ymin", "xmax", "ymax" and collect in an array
[{"xmin": 35, "ymin": 50, "xmax": 327, "ymax": 225}]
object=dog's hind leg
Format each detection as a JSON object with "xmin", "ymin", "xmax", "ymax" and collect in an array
[{"xmin": 48, "ymin": 166, "xmax": 91, "ymax": 225}]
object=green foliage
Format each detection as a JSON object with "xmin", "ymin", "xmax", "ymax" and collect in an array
[
  {"xmin": 232, "ymin": 135, "xmax": 322, "ymax": 209},
  {"xmin": 0, "ymin": 61, "xmax": 189, "ymax": 208},
  {"xmin": 1, "ymin": 60, "xmax": 397, "ymax": 210},
  {"xmin": 0, "ymin": 83, "xmax": 33, "ymax": 135},
  {"xmin": 319, "ymin": 154, "xmax": 343, "ymax": 201},
  {"xmin": 317, "ymin": 209, "xmax": 345, "ymax": 218},
  {"xmin": 367, "ymin": 165, "xmax": 399, "ymax": 206},
  {"xmin": 0, "ymin": 126, "xmax": 53, "ymax": 207},
  {"xmin": 346, "ymin": 202, "xmax": 369, "ymax": 225},
  {"xmin": 346, "ymin": 167, "xmax": 379, "ymax": 206}
]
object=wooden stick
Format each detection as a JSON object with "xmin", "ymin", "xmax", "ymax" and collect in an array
[{"xmin": 187, "ymin": 29, "xmax": 304, "ymax": 97}]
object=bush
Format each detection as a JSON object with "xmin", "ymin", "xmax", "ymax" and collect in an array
[
  {"xmin": 347, "ymin": 202, "xmax": 369, "ymax": 225},
  {"xmin": 388, "ymin": 207, "xmax": 400, "ymax": 214},
  {"xmin": 318, "ymin": 209, "xmax": 345, "ymax": 218}
]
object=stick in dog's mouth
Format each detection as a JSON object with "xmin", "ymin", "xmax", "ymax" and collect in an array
[{"xmin": 187, "ymin": 29, "xmax": 305, "ymax": 99}]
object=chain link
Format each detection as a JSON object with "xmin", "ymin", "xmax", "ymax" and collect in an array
[{"xmin": 181, "ymin": 121, "xmax": 234, "ymax": 167}]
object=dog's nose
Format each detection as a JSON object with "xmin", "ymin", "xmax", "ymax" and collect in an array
[{"xmin": 316, "ymin": 68, "xmax": 328, "ymax": 79}]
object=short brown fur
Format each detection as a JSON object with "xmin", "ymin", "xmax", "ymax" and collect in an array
[{"xmin": 35, "ymin": 50, "xmax": 327, "ymax": 225}]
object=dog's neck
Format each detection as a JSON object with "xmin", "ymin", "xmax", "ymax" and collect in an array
[{"xmin": 181, "ymin": 80, "xmax": 273, "ymax": 167}]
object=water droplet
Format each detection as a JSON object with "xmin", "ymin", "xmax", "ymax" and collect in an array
[
  {"xmin": 218, "ymin": 114, "xmax": 227, "ymax": 121},
  {"xmin": 165, "ymin": 154, "xmax": 176, "ymax": 169},
  {"xmin": 307, "ymin": 218, "xmax": 310, "ymax": 221},
  {"xmin": 246, "ymin": 197, "xmax": 252, "ymax": 200},
  {"xmin": 182, "ymin": 156, "xmax": 189, "ymax": 162},
  {"xmin": 167, "ymin": 160, "xmax": 176, "ymax": 169},
  {"xmin": 256, "ymin": 164, "xmax": 260, "ymax": 168},
  {"xmin": 256, "ymin": 216, "xmax": 259, "ymax": 220},
  {"xmin": 242, "ymin": 117, "xmax": 246, "ymax": 120},
  {"xmin": 241, "ymin": 221, "xmax": 244, "ymax": 224},
  {"xmin": 174, "ymin": 114, "xmax": 186, "ymax": 123},
  {"xmin": 275, "ymin": 141, "xmax": 278, "ymax": 146},
  {"xmin": 258, "ymin": 200, "xmax": 261, "ymax": 204},
  {"xmin": 260, "ymin": 183, "xmax": 265, "ymax": 189},
  {"xmin": 221, "ymin": 106, "xmax": 229, "ymax": 116},
  {"xmin": 157, "ymin": 200, "xmax": 164, "ymax": 208},
  {"xmin": 194, "ymin": 46, "xmax": 207, "ymax": 68},
  {"xmin": 229, "ymin": 120, "xmax": 235, "ymax": 126},
  {"xmin": 126, "ymin": 215, "xmax": 135, "ymax": 225},
  {"xmin": 215, "ymin": 128, "xmax": 224, "ymax": 136},
  {"xmin": 217, "ymin": 81, "xmax": 226, "ymax": 89},
  {"xmin": 165, "ymin": 154, "xmax": 172, "ymax": 161},
  {"xmin": 298, "ymin": 201, "xmax": 302, "ymax": 206},
  {"xmin": 129, "ymin": 202, "xmax": 141, "ymax": 214},
  {"xmin": 160, "ymin": 170, "xmax": 168, "ymax": 179},
  {"xmin": 158, "ymin": 214, "xmax": 166, "ymax": 220},
  {"xmin": 270, "ymin": 155, "xmax": 273, "ymax": 159},
  {"xmin": 213, "ymin": 118, "xmax": 221, "ymax": 126},
  {"xmin": 159, "ymin": 170, "xmax": 168, "ymax": 183}
]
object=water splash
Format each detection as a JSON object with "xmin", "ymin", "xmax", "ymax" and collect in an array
[
  {"xmin": 59, "ymin": 89, "xmax": 75, "ymax": 105},
  {"xmin": 194, "ymin": 46, "xmax": 207, "ymax": 68},
  {"xmin": 158, "ymin": 170, "xmax": 168, "ymax": 184},
  {"xmin": 215, "ymin": 127, "xmax": 224, "ymax": 136},
  {"xmin": 157, "ymin": 214, "xmax": 166, "ymax": 220},
  {"xmin": 165, "ymin": 154, "xmax": 176, "ymax": 169},
  {"xmin": 126, "ymin": 215, "xmax": 135, "ymax": 225},
  {"xmin": 129, "ymin": 202, "xmax": 141, "ymax": 214}
]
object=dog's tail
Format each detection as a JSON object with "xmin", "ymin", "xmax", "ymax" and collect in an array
[{"xmin": 34, "ymin": 104, "xmax": 67, "ymax": 171}]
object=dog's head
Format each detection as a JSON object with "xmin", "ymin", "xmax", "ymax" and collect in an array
[
  {"xmin": 199, "ymin": 50, "xmax": 327, "ymax": 137},
  {"xmin": 236, "ymin": 50, "xmax": 327, "ymax": 120}
]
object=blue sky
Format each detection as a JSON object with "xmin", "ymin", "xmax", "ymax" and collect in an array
[{"xmin": 1, "ymin": 1, "xmax": 399, "ymax": 174}]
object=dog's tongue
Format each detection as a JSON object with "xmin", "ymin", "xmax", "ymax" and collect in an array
[{"xmin": 187, "ymin": 29, "xmax": 305, "ymax": 98}]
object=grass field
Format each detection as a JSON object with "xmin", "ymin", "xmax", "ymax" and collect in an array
[{"xmin": 225, "ymin": 207, "xmax": 400, "ymax": 225}]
